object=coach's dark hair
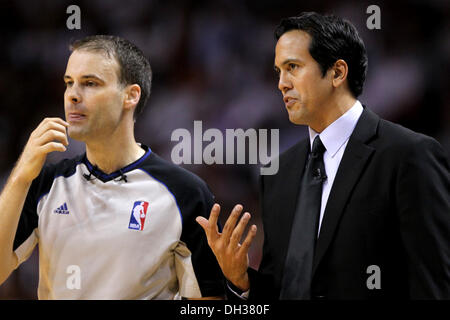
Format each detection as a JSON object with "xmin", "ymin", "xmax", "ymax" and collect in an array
[
  {"xmin": 70, "ymin": 35, "xmax": 152, "ymax": 119},
  {"xmin": 275, "ymin": 12, "xmax": 367, "ymax": 97}
]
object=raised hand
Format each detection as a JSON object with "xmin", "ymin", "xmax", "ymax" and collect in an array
[
  {"xmin": 14, "ymin": 117, "xmax": 69, "ymax": 183},
  {"xmin": 196, "ymin": 203, "xmax": 257, "ymax": 291}
]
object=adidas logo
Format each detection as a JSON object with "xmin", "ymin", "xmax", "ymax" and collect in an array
[{"xmin": 54, "ymin": 202, "xmax": 70, "ymax": 214}]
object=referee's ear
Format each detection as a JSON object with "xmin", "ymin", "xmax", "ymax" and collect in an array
[{"xmin": 123, "ymin": 84, "xmax": 141, "ymax": 113}]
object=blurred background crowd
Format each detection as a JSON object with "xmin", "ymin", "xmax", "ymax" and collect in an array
[{"xmin": 0, "ymin": 0, "xmax": 449, "ymax": 299}]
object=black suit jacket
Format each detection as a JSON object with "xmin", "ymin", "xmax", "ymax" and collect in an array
[{"xmin": 247, "ymin": 107, "xmax": 450, "ymax": 299}]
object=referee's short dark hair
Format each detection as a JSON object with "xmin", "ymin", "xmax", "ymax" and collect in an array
[
  {"xmin": 70, "ymin": 35, "xmax": 152, "ymax": 120},
  {"xmin": 275, "ymin": 12, "xmax": 368, "ymax": 98}
]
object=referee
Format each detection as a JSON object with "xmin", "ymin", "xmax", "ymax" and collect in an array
[{"xmin": 0, "ymin": 35, "xmax": 225, "ymax": 299}]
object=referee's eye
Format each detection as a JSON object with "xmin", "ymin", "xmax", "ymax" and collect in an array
[{"xmin": 85, "ymin": 81, "xmax": 97, "ymax": 87}]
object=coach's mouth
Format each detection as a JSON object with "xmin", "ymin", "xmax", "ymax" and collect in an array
[{"xmin": 283, "ymin": 96, "xmax": 297, "ymax": 108}]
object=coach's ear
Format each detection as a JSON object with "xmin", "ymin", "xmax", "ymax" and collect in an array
[
  {"xmin": 123, "ymin": 84, "xmax": 141, "ymax": 112},
  {"xmin": 331, "ymin": 59, "xmax": 349, "ymax": 89}
]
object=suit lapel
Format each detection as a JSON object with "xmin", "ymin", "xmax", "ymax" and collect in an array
[{"xmin": 312, "ymin": 107, "xmax": 379, "ymax": 276}]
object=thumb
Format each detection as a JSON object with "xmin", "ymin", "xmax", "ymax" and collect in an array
[{"xmin": 196, "ymin": 216, "xmax": 209, "ymax": 230}]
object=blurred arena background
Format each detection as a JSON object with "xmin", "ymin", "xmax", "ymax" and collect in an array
[{"xmin": 0, "ymin": 0, "xmax": 449, "ymax": 299}]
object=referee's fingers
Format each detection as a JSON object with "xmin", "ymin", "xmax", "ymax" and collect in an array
[{"xmin": 36, "ymin": 117, "xmax": 69, "ymax": 135}]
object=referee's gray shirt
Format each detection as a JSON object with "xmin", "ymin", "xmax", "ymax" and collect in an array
[{"xmin": 13, "ymin": 145, "xmax": 225, "ymax": 299}]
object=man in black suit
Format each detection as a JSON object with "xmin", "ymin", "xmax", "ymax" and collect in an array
[{"xmin": 197, "ymin": 12, "xmax": 449, "ymax": 299}]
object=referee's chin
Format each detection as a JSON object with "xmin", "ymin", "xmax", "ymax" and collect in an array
[{"xmin": 67, "ymin": 127, "xmax": 88, "ymax": 143}]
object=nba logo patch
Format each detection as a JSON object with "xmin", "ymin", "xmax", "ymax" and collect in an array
[{"xmin": 128, "ymin": 201, "xmax": 149, "ymax": 231}]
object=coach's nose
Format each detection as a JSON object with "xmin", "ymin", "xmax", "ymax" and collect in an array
[{"xmin": 278, "ymin": 71, "xmax": 292, "ymax": 94}]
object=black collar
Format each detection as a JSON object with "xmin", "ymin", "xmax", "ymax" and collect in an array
[{"xmin": 82, "ymin": 145, "xmax": 152, "ymax": 183}]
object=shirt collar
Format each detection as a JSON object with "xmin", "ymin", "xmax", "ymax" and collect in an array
[{"xmin": 308, "ymin": 100, "xmax": 364, "ymax": 157}]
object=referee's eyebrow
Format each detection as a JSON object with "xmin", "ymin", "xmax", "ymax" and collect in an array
[{"xmin": 63, "ymin": 74, "xmax": 105, "ymax": 82}]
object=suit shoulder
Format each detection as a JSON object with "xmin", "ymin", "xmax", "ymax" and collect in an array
[
  {"xmin": 369, "ymin": 118, "xmax": 449, "ymax": 171},
  {"xmin": 377, "ymin": 118, "xmax": 443, "ymax": 151}
]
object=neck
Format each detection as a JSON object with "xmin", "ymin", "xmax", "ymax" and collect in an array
[
  {"xmin": 85, "ymin": 124, "xmax": 145, "ymax": 174},
  {"xmin": 310, "ymin": 93, "xmax": 356, "ymax": 133}
]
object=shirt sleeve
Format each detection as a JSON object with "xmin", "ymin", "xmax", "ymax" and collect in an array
[
  {"xmin": 227, "ymin": 280, "xmax": 250, "ymax": 300},
  {"xmin": 179, "ymin": 181, "xmax": 226, "ymax": 298},
  {"xmin": 141, "ymin": 153, "xmax": 226, "ymax": 298},
  {"xmin": 13, "ymin": 165, "xmax": 55, "ymax": 267}
]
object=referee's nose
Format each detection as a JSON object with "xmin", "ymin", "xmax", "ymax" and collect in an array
[{"xmin": 66, "ymin": 84, "xmax": 82, "ymax": 104}]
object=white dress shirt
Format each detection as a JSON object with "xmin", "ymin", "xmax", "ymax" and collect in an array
[{"xmin": 308, "ymin": 100, "xmax": 364, "ymax": 237}]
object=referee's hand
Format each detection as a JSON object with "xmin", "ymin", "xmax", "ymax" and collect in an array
[
  {"xmin": 196, "ymin": 203, "xmax": 257, "ymax": 292},
  {"xmin": 14, "ymin": 117, "xmax": 69, "ymax": 183}
]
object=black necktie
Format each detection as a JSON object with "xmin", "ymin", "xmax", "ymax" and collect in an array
[{"xmin": 280, "ymin": 135, "xmax": 327, "ymax": 299}]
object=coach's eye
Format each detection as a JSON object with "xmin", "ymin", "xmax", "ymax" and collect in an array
[
  {"xmin": 274, "ymin": 67, "xmax": 281, "ymax": 78},
  {"xmin": 85, "ymin": 81, "xmax": 97, "ymax": 87},
  {"xmin": 65, "ymin": 81, "xmax": 73, "ymax": 87}
]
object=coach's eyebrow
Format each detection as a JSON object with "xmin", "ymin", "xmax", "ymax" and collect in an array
[
  {"xmin": 273, "ymin": 58, "xmax": 304, "ymax": 71},
  {"xmin": 280, "ymin": 58, "xmax": 304, "ymax": 67}
]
